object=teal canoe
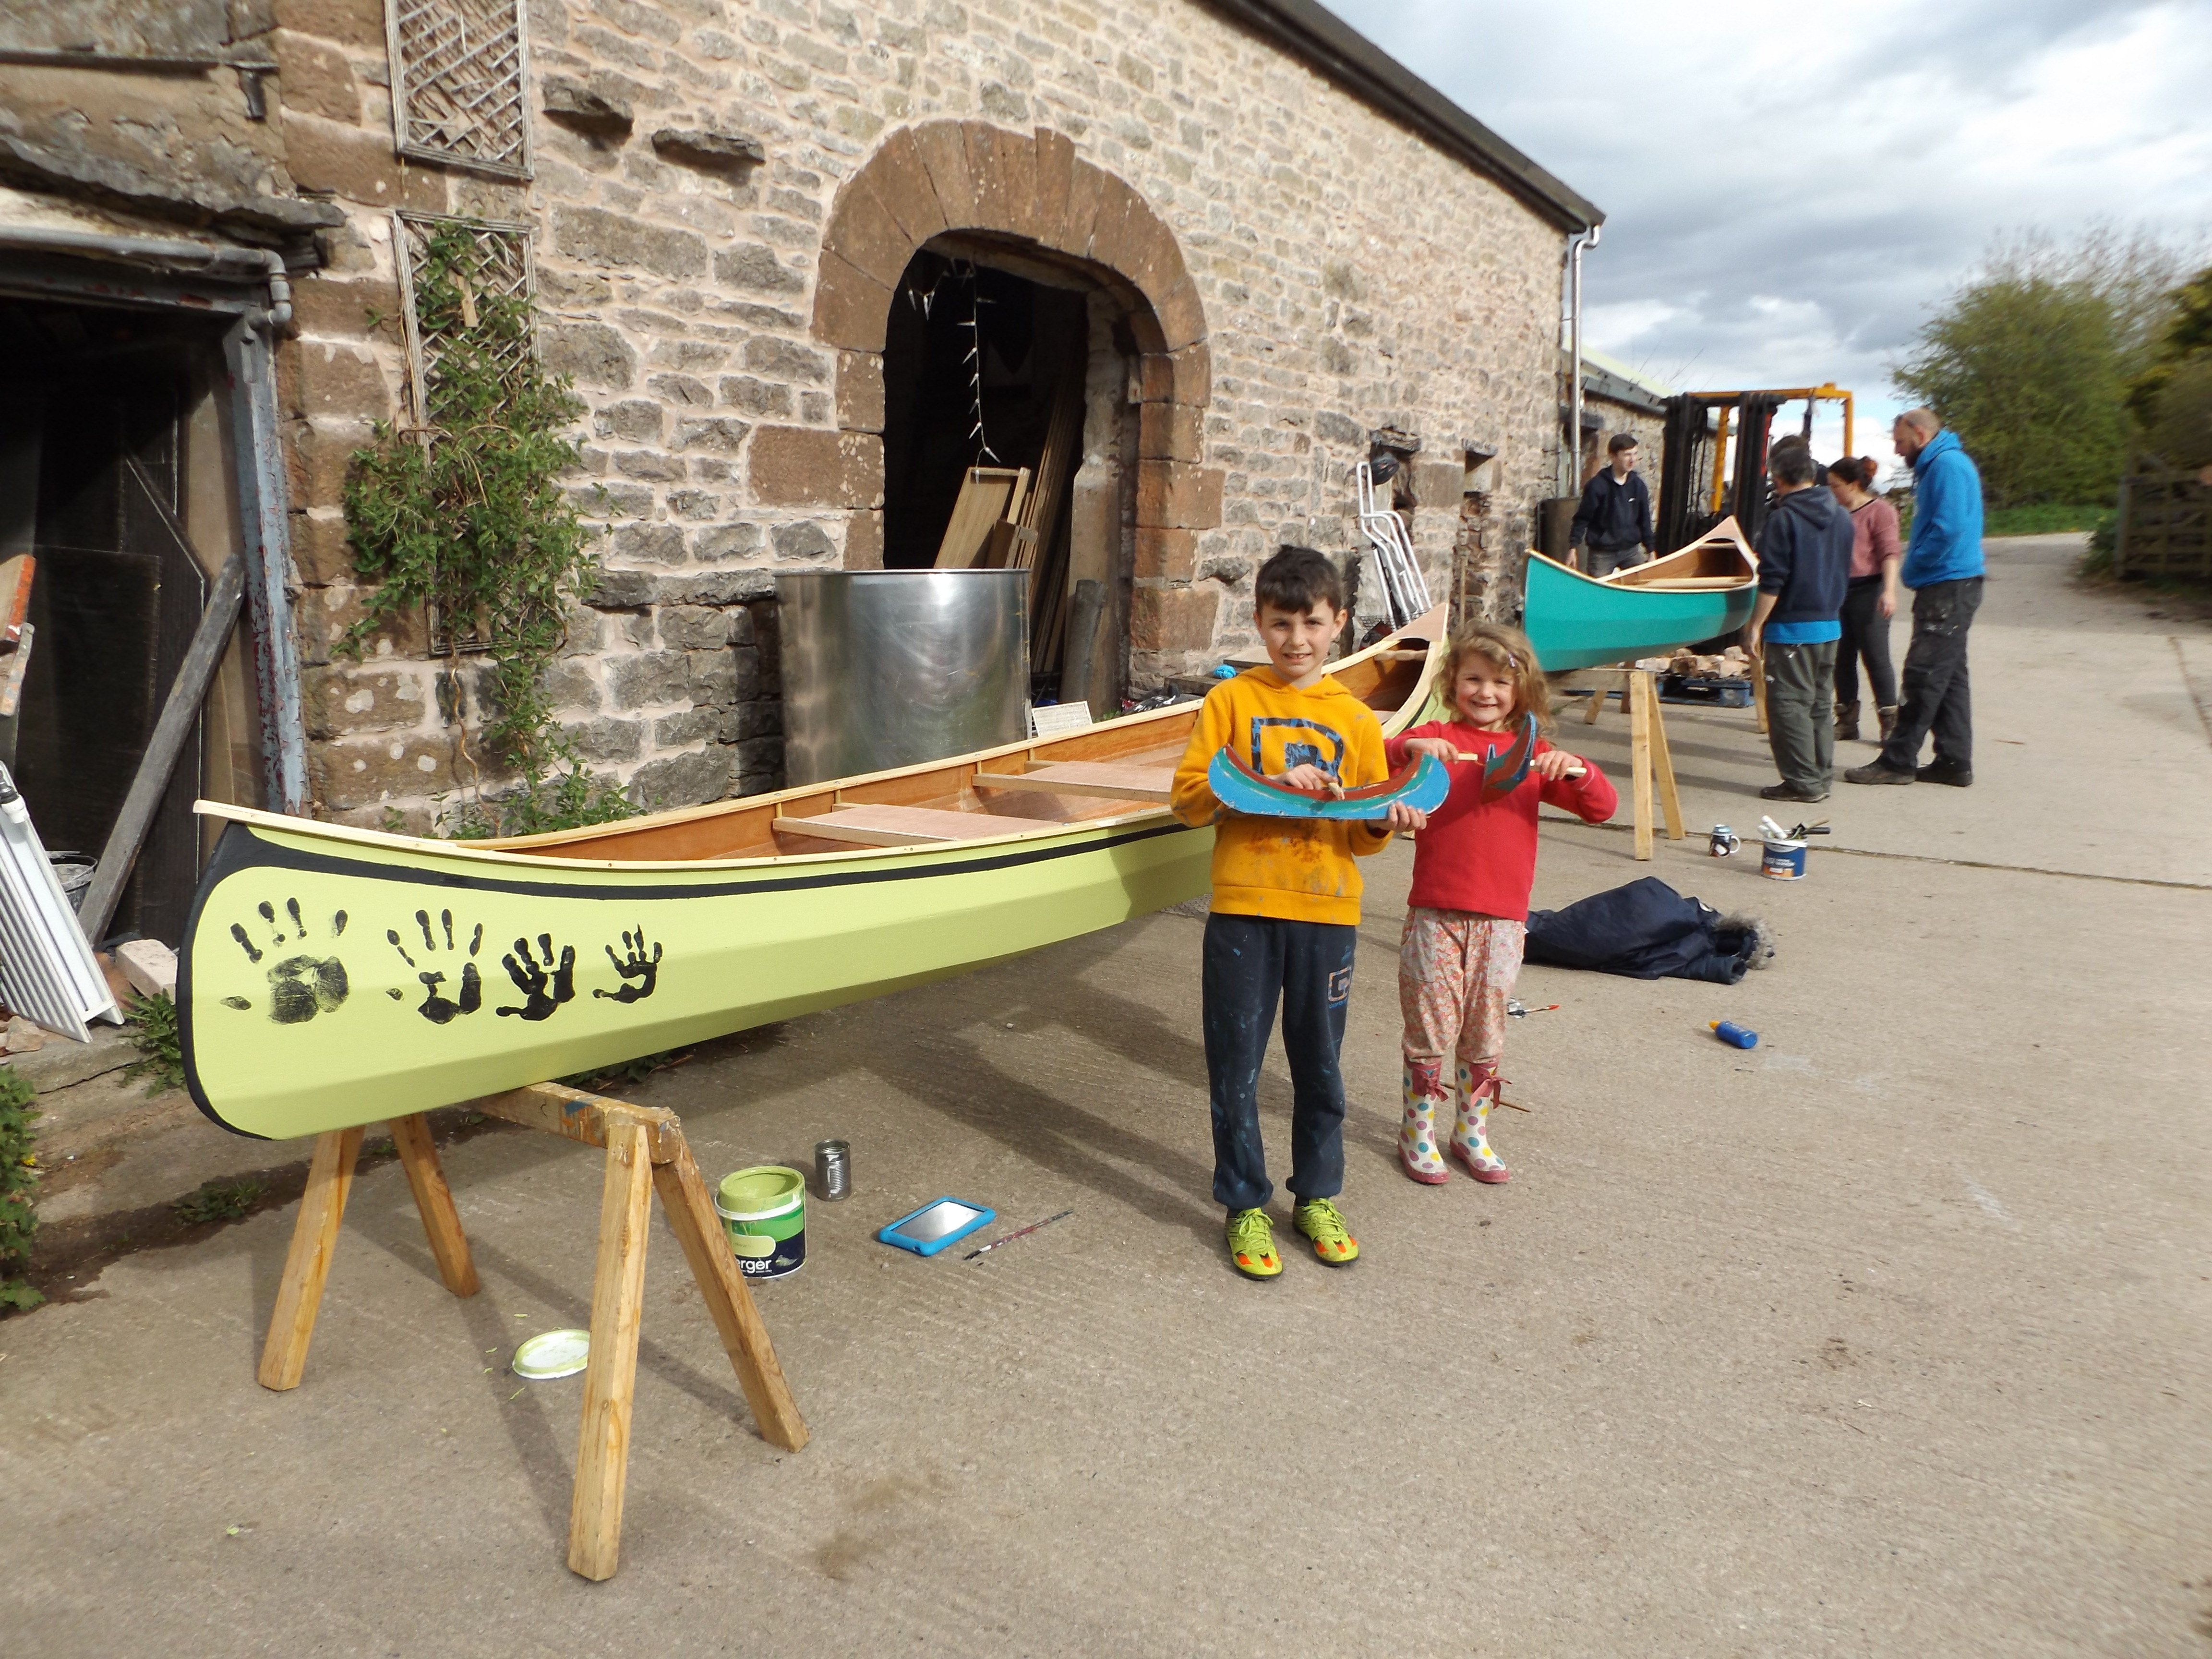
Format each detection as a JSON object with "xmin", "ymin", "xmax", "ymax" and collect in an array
[{"xmin": 1522, "ymin": 517, "xmax": 1758, "ymax": 672}]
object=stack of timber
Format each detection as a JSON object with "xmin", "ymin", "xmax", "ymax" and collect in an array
[{"xmin": 177, "ymin": 606, "xmax": 1451, "ymax": 1141}]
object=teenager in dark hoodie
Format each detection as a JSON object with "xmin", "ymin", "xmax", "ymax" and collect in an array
[{"xmin": 1743, "ymin": 436, "xmax": 1852, "ymax": 803}]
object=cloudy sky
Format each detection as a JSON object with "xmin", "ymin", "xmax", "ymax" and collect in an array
[{"xmin": 1321, "ymin": 0, "xmax": 2212, "ymax": 462}]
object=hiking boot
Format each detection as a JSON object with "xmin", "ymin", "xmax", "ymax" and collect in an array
[
  {"xmin": 1226, "ymin": 1208, "xmax": 1282, "ymax": 1280},
  {"xmin": 1876, "ymin": 705, "xmax": 1899, "ymax": 743},
  {"xmin": 1759, "ymin": 782, "xmax": 1829, "ymax": 803},
  {"xmin": 1845, "ymin": 759, "xmax": 1914, "ymax": 785},
  {"xmin": 1835, "ymin": 700, "xmax": 1860, "ymax": 742},
  {"xmin": 1292, "ymin": 1197, "xmax": 1359, "ymax": 1267},
  {"xmin": 1916, "ymin": 760, "xmax": 1973, "ymax": 787}
]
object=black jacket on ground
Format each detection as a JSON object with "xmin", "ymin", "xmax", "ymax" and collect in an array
[
  {"xmin": 1754, "ymin": 485, "xmax": 1852, "ymax": 628},
  {"xmin": 1525, "ymin": 878, "xmax": 1767, "ymax": 985},
  {"xmin": 1569, "ymin": 468, "xmax": 1653, "ymax": 551}
]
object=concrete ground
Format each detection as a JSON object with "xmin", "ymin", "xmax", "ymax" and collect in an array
[{"xmin": 4, "ymin": 536, "xmax": 2209, "ymax": 1656}]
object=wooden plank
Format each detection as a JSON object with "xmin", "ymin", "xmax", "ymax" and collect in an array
[
  {"xmin": 1644, "ymin": 673, "xmax": 1686, "ymax": 841},
  {"xmin": 257, "ymin": 1126, "xmax": 364, "ymax": 1392},
  {"xmin": 0, "ymin": 553, "xmax": 33, "ymax": 649},
  {"xmin": 0, "ymin": 623, "xmax": 31, "ymax": 720},
  {"xmin": 1629, "ymin": 670, "xmax": 1655, "ymax": 862},
  {"xmin": 389, "ymin": 1113, "xmax": 479, "ymax": 1297},
  {"xmin": 77, "ymin": 455, "xmax": 249, "ymax": 943},
  {"xmin": 972, "ymin": 761, "xmax": 1174, "ymax": 804},
  {"xmin": 651, "ymin": 1139, "xmax": 810, "ymax": 1452},
  {"xmin": 935, "ymin": 467, "xmax": 1027, "ymax": 567},
  {"xmin": 780, "ymin": 803, "xmax": 1030, "ymax": 847},
  {"xmin": 568, "ymin": 1121, "xmax": 654, "ymax": 1582},
  {"xmin": 472, "ymin": 1081, "xmax": 680, "ymax": 1163}
]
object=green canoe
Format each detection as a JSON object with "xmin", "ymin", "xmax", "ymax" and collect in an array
[
  {"xmin": 180, "ymin": 606, "xmax": 1448, "ymax": 1141},
  {"xmin": 1522, "ymin": 518, "xmax": 1757, "ymax": 671}
]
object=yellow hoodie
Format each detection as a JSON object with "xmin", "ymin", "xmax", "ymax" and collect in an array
[{"xmin": 1170, "ymin": 667, "xmax": 1393, "ymax": 925}]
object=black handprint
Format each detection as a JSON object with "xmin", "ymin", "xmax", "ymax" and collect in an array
[
  {"xmin": 226, "ymin": 900, "xmax": 350, "ymax": 1023},
  {"xmin": 593, "ymin": 926, "xmax": 662, "ymax": 1005},
  {"xmin": 386, "ymin": 909, "xmax": 485, "ymax": 1024},
  {"xmin": 496, "ymin": 934, "xmax": 576, "ymax": 1021}
]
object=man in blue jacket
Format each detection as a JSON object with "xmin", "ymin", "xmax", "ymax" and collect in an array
[
  {"xmin": 1847, "ymin": 409, "xmax": 1984, "ymax": 787},
  {"xmin": 1744, "ymin": 436, "xmax": 1853, "ymax": 802}
]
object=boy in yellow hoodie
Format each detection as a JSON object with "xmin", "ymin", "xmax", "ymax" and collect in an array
[{"xmin": 1172, "ymin": 546, "xmax": 1425, "ymax": 1279}]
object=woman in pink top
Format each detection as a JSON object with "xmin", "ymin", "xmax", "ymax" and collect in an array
[{"xmin": 1827, "ymin": 456, "xmax": 1903, "ymax": 743}]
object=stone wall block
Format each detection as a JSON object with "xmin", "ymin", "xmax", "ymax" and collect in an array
[
  {"xmin": 608, "ymin": 649, "xmax": 692, "ymax": 709},
  {"xmin": 282, "ymin": 416, "xmax": 372, "ymax": 512},
  {"xmin": 652, "ymin": 708, "xmax": 719, "ymax": 747},
  {"xmin": 1057, "ymin": 159, "xmax": 1107, "ymax": 260},
  {"xmin": 1031, "ymin": 126, "xmax": 1076, "ymax": 249},
  {"xmin": 564, "ymin": 717, "xmax": 645, "ymax": 761},
  {"xmin": 1139, "ymin": 342, "xmax": 1213, "ymax": 409},
  {"xmin": 302, "ymin": 663, "xmax": 425, "ymax": 739},
  {"xmin": 280, "ymin": 340, "xmax": 393, "ymax": 423},
  {"xmin": 540, "ymin": 658, "xmax": 601, "ymax": 712},
  {"xmin": 1128, "ymin": 586, "xmax": 1221, "ymax": 653},
  {"xmin": 750, "ymin": 426, "xmax": 884, "ymax": 507},
  {"xmin": 315, "ymin": 732, "xmax": 460, "ymax": 811},
  {"xmin": 712, "ymin": 242, "xmax": 806, "ymax": 296},
  {"xmin": 553, "ymin": 205, "xmax": 708, "ymax": 279},
  {"xmin": 843, "ymin": 508, "xmax": 884, "ymax": 569},
  {"xmin": 631, "ymin": 747, "xmax": 734, "ymax": 809},
  {"xmin": 908, "ymin": 120, "xmax": 978, "ymax": 229},
  {"xmin": 1138, "ymin": 401, "xmax": 1204, "ymax": 463},
  {"xmin": 289, "ymin": 275, "xmax": 399, "ymax": 340},
  {"xmin": 963, "ymin": 123, "xmax": 1035, "ymax": 241},
  {"xmin": 1133, "ymin": 526, "xmax": 1198, "ymax": 580},
  {"xmin": 836, "ymin": 351, "xmax": 885, "ymax": 433},
  {"xmin": 289, "ymin": 510, "xmax": 358, "ymax": 586},
  {"xmin": 542, "ymin": 320, "xmax": 637, "ymax": 389},
  {"xmin": 858, "ymin": 126, "xmax": 950, "ymax": 246},
  {"xmin": 298, "ymin": 584, "xmax": 430, "ymax": 666},
  {"xmin": 607, "ymin": 524, "xmax": 688, "ymax": 565},
  {"xmin": 820, "ymin": 174, "xmax": 915, "ymax": 291},
  {"xmin": 811, "ymin": 249, "xmax": 893, "ymax": 353},
  {"xmin": 273, "ymin": 0, "xmax": 384, "ymax": 48},
  {"xmin": 1151, "ymin": 275, "xmax": 1207, "ymax": 354},
  {"xmin": 686, "ymin": 648, "xmax": 741, "ymax": 704},
  {"xmin": 735, "ymin": 735, "xmax": 784, "ymax": 786},
  {"xmin": 1135, "ymin": 460, "xmax": 1225, "ymax": 529},
  {"xmin": 272, "ymin": 29, "xmax": 361, "ymax": 123},
  {"xmin": 659, "ymin": 604, "xmax": 734, "ymax": 649}
]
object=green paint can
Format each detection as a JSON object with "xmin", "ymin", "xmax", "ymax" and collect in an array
[{"xmin": 714, "ymin": 1166, "xmax": 807, "ymax": 1279}]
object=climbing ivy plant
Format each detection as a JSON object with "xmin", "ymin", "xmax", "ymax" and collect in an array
[{"xmin": 343, "ymin": 225, "xmax": 631, "ymax": 834}]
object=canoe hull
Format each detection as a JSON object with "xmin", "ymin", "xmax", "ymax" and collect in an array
[
  {"xmin": 1521, "ymin": 547, "xmax": 1756, "ymax": 672},
  {"xmin": 182, "ymin": 811, "xmax": 1212, "ymax": 1140}
]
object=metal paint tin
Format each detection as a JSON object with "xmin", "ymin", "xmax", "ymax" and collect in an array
[
  {"xmin": 1760, "ymin": 839, "xmax": 1807, "ymax": 880},
  {"xmin": 815, "ymin": 1138, "xmax": 852, "ymax": 1202},
  {"xmin": 714, "ymin": 1166, "xmax": 808, "ymax": 1279}
]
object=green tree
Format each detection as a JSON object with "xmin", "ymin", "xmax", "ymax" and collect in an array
[{"xmin": 2127, "ymin": 264, "xmax": 2212, "ymax": 466}]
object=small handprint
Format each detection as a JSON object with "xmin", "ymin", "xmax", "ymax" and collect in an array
[
  {"xmin": 593, "ymin": 926, "xmax": 662, "ymax": 1005},
  {"xmin": 496, "ymin": 934, "xmax": 576, "ymax": 1021},
  {"xmin": 387, "ymin": 909, "xmax": 485, "ymax": 1024},
  {"xmin": 226, "ymin": 899, "xmax": 350, "ymax": 1023}
]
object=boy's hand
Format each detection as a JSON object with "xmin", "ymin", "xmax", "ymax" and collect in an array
[
  {"xmin": 1273, "ymin": 763, "xmax": 1335, "ymax": 793},
  {"xmin": 1400, "ymin": 737, "xmax": 1459, "ymax": 763},
  {"xmin": 1377, "ymin": 802, "xmax": 1427, "ymax": 832},
  {"xmin": 1531, "ymin": 749, "xmax": 1586, "ymax": 781}
]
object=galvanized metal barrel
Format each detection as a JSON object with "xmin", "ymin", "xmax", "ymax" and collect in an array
[{"xmin": 775, "ymin": 569, "xmax": 1029, "ymax": 786}]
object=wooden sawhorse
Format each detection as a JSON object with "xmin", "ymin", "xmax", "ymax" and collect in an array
[
  {"xmin": 1579, "ymin": 667, "xmax": 1686, "ymax": 859},
  {"xmin": 257, "ymin": 1082, "xmax": 808, "ymax": 1581}
]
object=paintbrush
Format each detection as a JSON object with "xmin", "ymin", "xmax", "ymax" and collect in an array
[
  {"xmin": 965, "ymin": 1209, "xmax": 1075, "ymax": 1261},
  {"xmin": 1455, "ymin": 752, "xmax": 1586, "ymax": 777}
]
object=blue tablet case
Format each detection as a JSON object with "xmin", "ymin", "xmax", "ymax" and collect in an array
[{"xmin": 877, "ymin": 1197, "xmax": 996, "ymax": 1258}]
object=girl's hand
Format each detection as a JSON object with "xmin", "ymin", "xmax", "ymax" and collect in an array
[
  {"xmin": 1400, "ymin": 737, "xmax": 1460, "ymax": 763},
  {"xmin": 1273, "ymin": 763, "xmax": 1335, "ymax": 793},
  {"xmin": 1377, "ymin": 802, "xmax": 1427, "ymax": 832},
  {"xmin": 1531, "ymin": 749, "xmax": 1584, "ymax": 781}
]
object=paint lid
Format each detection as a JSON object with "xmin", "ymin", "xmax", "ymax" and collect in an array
[
  {"xmin": 512, "ymin": 1328, "xmax": 590, "ymax": 1380},
  {"xmin": 716, "ymin": 1165, "xmax": 806, "ymax": 1220}
]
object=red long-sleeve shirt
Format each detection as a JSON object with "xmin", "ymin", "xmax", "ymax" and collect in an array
[{"xmin": 1384, "ymin": 719, "xmax": 1618, "ymax": 921}]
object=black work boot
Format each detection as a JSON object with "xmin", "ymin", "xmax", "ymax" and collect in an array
[
  {"xmin": 1835, "ymin": 700, "xmax": 1860, "ymax": 742},
  {"xmin": 1845, "ymin": 759, "xmax": 1915, "ymax": 785},
  {"xmin": 1916, "ymin": 759, "xmax": 1973, "ymax": 787}
]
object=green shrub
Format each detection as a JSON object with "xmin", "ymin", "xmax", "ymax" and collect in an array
[
  {"xmin": 122, "ymin": 989, "xmax": 185, "ymax": 1096},
  {"xmin": 172, "ymin": 1178, "xmax": 264, "ymax": 1226},
  {"xmin": 0, "ymin": 1067, "xmax": 41, "ymax": 1312}
]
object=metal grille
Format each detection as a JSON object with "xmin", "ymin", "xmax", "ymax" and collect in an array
[
  {"xmin": 386, "ymin": 0, "xmax": 533, "ymax": 179},
  {"xmin": 392, "ymin": 211, "xmax": 535, "ymax": 654}
]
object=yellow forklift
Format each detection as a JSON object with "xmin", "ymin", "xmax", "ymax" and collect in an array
[{"xmin": 1654, "ymin": 384, "xmax": 1854, "ymax": 553}]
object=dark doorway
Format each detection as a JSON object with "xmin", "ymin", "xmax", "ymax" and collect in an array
[{"xmin": 0, "ymin": 301, "xmax": 242, "ymax": 945}]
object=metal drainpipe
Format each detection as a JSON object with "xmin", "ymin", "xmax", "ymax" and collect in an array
[
  {"xmin": 1565, "ymin": 223, "xmax": 1600, "ymax": 495},
  {"xmin": 0, "ymin": 225, "xmax": 293, "ymax": 334}
]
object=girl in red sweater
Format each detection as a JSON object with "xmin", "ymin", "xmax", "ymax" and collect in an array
[{"xmin": 1387, "ymin": 625, "xmax": 1617, "ymax": 1184}]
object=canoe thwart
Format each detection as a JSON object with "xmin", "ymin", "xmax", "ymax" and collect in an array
[
  {"xmin": 778, "ymin": 804, "xmax": 1044, "ymax": 847},
  {"xmin": 972, "ymin": 761, "xmax": 1175, "ymax": 804}
]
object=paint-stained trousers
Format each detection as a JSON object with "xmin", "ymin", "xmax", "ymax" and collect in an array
[
  {"xmin": 1879, "ymin": 576, "xmax": 1983, "ymax": 771},
  {"xmin": 1201, "ymin": 912, "xmax": 1354, "ymax": 1213},
  {"xmin": 1763, "ymin": 639, "xmax": 1839, "ymax": 794}
]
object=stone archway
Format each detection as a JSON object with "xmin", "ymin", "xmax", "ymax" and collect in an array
[{"xmin": 805, "ymin": 120, "xmax": 1219, "ymax": 659}]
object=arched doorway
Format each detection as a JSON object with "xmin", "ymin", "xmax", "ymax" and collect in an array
[{"xmin": 811, "ymin": 122, "xmax": 1217, "ymax": 711}]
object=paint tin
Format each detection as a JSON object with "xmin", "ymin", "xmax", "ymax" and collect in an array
[
  {"xmin": 714, "ymin": 1166, "xmax": 807, "ymax": 1279},
  {"xmin": 1709, "ymin": 824, "xmax": 1741, "ymax": 857},
  {"xmin": 815, "ymin": 1139, "xmax": 852, "ymax": 1202},
  {"xmin": 1760, "ymin": 838, "xmax": 1807, "ymax": 880}
]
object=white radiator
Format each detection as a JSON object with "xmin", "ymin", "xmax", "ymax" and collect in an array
[{"xmin": 0, "ymin": 763, "xmax": 123, "ymax": 1042}]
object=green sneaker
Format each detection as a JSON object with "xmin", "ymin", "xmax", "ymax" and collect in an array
[
  {"xmin": 1292, "ymin": 1197, "xmax": 1359, "ymax": 1267},
  {"xmin": 1226, "ymin": 1207, "xmax": 1282, "ymax": 1280}
]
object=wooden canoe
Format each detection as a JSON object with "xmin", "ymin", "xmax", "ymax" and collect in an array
[
  {"xmin": 180, "ymin": 606, "xmax": 1450, "ymax": 1140},
  {"xmin": 1522, "ymin": 517, "xmax": 1758, "ymax": 671}
]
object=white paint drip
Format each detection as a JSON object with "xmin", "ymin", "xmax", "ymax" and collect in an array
[{"xmin": 1960, "ymin": 1173, "xmax": 2016, "ymax": 1226}]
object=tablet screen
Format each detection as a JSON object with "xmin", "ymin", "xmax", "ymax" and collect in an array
[{"xmin": 889, "ymin": 1200, "xmax": 984, "ymax": 1243}]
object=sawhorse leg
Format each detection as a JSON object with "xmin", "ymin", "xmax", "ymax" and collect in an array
[
  {"xmin": 1628, "ymin": 671, "xmax": 1686, "ymax": 861},
  {"xmin": 569, "ymin": 1122, "xmax": 654, "ymax": 1581}
]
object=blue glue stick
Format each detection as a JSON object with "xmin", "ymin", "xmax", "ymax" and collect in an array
[{"xmin": 1709, "ymin": 1020, "xmax": 1758, "ymax": 1049}]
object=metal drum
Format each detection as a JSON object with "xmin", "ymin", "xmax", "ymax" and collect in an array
[{"xmin": 776, "ymin": 570, "xmax": 1029, "ymax": 786}]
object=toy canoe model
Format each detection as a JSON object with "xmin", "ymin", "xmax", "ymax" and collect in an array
[
  {"xmin": 1205, "ymin": 747, "xmax": 1450, "ymax": 818},
  {"xmin": 180, "ymin": 606, "xmax": 1449, "ymax": 1141},
  {"xmin": 1521, "ymin": 517, "xmax": 1757, "ymax": 671}
]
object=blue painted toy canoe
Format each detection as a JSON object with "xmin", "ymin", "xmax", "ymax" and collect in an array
[
  {"xmin": 1523, "ymin": 518, "xmax": 1758, "ymax": 672},
  {"xmin": 1207, "ymin": 747, "xmax": 1451, "ymax": 819}
]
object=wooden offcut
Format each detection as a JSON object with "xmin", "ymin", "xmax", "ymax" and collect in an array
[{"xmin": 935, "ymin": 466, "xmax": 1030, "ymax": 567}]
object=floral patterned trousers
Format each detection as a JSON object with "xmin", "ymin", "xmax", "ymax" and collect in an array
[{"xmin": 1398, "ymin": 908, "xmax": 1526, "ymax": 1178}]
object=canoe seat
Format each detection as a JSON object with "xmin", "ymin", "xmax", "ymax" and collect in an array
[
  {"xmin": 971, "ymin": 761, "xmax": 1175, "ymax": 804},
  {"xmin": 777, "ymin": 804, "xmax": 1042, "ymax": 848}
]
